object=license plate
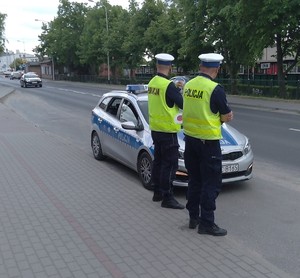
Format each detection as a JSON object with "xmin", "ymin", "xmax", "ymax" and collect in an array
[
  {"xmin": 32, "ymin": 81, "xmax": 37, "ymax": 84},
  {"xmin": 222, "ymin": 164, "xmax": 239, "ymax": 173}
]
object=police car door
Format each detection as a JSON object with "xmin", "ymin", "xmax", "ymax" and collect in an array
[
  {"xmin": 98, "ymin": 97, "xmax": 123, "ymax": 158},
  {"xmin": 114, "ymin": 99, "xmax": 143, "ymax": 169}
]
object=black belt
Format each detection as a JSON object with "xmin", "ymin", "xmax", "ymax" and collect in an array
[{"xmin": 200, "ymin": 139, "xmax": 219, "ymax": 144}]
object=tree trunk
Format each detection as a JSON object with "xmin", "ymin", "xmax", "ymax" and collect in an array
[
  {"xmin": 228, "ymin": 62, "xmax": 240, "ymax": 95},
  {"xmin": 276, "ymin": 35, "xmax": 286, "ymax": 98}
]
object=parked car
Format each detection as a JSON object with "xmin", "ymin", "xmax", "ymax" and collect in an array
[
  {"xmin": 91, "ymin": 85, "xmax": 253, "ymax": 189},
  {"xmin": 170, "ymin": 75, "xmax": 189, "ymax": 93},
  {"xmin": 4, "ymin": 70, "xmax": 12, "ymax": 78},
  {"xmin": 10, "ymin": 71, "xmax": 23, "ymax": 80},
  {"xmin": 20, "ymin": 73, "xmax": 42, "ymax": 88}
]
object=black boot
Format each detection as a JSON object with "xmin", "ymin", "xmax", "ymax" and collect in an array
[
  {"xmin": 152, "ymin": 191, "xmax": 163, "ymax": 202},
  {"xmin": 189, "ymin": 218, "xmax": 199, "ymax": 229},
  {"xmin": 161, "ymin": 196, "xmax": 185, "ymax": 209},
  {"xmin": 198, "ymin": 223, "xmax": 227, "ymax": 236}
]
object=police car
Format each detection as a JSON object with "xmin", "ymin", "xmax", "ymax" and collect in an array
[
  {"xmin": 170, "ymin": 76, "xmax": 189, "ymax": 94},
  {"xmin": 91, "ymin": 85, "xmax": 253, "ymax": 189}
]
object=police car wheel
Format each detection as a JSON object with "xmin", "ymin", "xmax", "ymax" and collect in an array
[
  {"xmin": 91, "ymin": 131, "xmax": 106, "ymax": 160},
  {"xmin": 137, "ymin": 152, "xmax": 153, "ymax": 190}
]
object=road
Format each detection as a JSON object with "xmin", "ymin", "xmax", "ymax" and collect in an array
[
  {"xmin": 1, "ymin": 77, "xmax": 300, "ymax": 277},
  {"xmin": 230, "ymin": 105, "xmax": 300, "ymax": 169}
]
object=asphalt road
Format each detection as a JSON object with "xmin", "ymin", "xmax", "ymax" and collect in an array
[
  {"xmin": 229, "ymin": 106, "xmax": 300, "ymax": 169},
  {"xmin": 1, "ymin": 77, "xmax": 300, "ymax": 277}
]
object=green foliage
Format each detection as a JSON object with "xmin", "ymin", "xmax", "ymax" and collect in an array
[
  {"xmin": 31, "ymin": 0, "xmax": 300, "ymax": 97},
  {"xmin": 78, "ymin": 6, "xmax": 109, "ymax": 69},
  {"xmin": 0, "ymin": 13, "xmax": 7, "ymax": 54},
  {"xmin": 36, "ymin": 0, "xmax": 88, "ymax": 73},
  {"xmin": 177, "ymin": 0, "xmax": 212, "ymax": 71},
  {"xmin": 137, "ymin": 0, "xmax": 165, "ymax": 56},
  {"xmin": 9, "ymin": 58, "xmax": 26, "ymax": 70},
  {"xmin": 233, "ymin": 0, "xmax": 300, "ymax": 97},
  {"xmin": 121, "ymin": 1, "xmax": 146, "ymax": 71}
]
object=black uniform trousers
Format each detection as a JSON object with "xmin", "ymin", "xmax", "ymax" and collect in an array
[
  {"xmin": 184, "ymin": 134, "xmax": 222, "ymax": 226},
  {"xmin": 151, "ymin": 131, "xmax": 179, "ymax": 196}
]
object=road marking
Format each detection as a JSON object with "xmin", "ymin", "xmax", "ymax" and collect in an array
[
  {"xmin": 47, "ymin": 86, "xmax": 100, "ymax": 98},
  {"xmin": 58, "ymin": 88, "xmax": 88, "ymax": 95},
  {"xmin": 289, "ymin": 128, "xmax": 300, "ymax": 132}
]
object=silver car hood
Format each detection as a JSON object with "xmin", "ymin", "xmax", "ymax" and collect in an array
[
  {"xmin": 25, "ymin": 77, "xmax": 41, "ymax": 81},
  {"xmin": 177, "ymin": 123, "xmax": 247, "ymax": 153}
]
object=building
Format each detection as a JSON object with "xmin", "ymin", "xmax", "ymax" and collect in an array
[
  {"xmin": 24, "ymin": 62, "xmax": 41, "ymax": 76},
  {"xmin": 0, "ymin": 50, "xmax": 39, "ymax": 72},
  {"xmin": 257, "ymin": 47, "xmax": 298, "ymax": 75},
  {"xmin": 40, "ymin": 58, "xmax": 54, "ymax": 80},
  {"xmin": 239, "ymin": 46, "xmax": 300, "ymax": 78}
]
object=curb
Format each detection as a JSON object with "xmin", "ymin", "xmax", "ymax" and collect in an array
[{"xmin": 0, "ymin": 85, "xmax": 15, "ymax": 103}]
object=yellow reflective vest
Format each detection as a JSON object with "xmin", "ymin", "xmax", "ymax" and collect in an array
[
  {"xmin": 182, "ymin": 76, "xmax": 222, "ymax": 140},
  {"xmin": 148, "ymin": 76, "xmax": 181, "ymax": 132}
]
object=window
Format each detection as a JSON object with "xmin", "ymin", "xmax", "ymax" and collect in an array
[
  {"xmin": 99, "ymin": 97, "xmax": 112, "ymax": 110},
  {"xmin": 119, "ymin": 100, "xmax": 139, "ymax": 126},
  {"xmin": 106, "ymin": 97, "xmax": 122, "ymax": 116}
]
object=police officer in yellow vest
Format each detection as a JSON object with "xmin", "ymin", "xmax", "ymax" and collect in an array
[
  {"xmin": 182, "ymin": 53, "xmax": 233, "ymax": 235},
  {"xmin": 148, "ymin": 53, "xmax": 184, "ymax": 209}
]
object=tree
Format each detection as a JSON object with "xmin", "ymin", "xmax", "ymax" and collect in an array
[
  {"xmin": 9, "ymin": 58, "xmax": 26, "ymax": 70},
  {"xmin": 78, "ymin": 2, "xmax": 112, "ymax": 74},
  {"xmin": 200, "ymin": 0, "xmax": 261, "ymax": 93},
  {"xmin": 33, "ymin": 0, "xmax": 300, "ymax": 96},
  {"xmin": 139, "ymin": 0, "xmax": 166, "ymax": 59},
  {"xmin": 102, "ymin": 5, "xmax": 131, "ymax": 78},
  {"xmin": 0, "ymin": 13, "xmax": 7, "ymax": 54},
  {"xmin": 79, "ymin": 2, "xmax": 132, "ymax": 77},
  {"xmin": 36, "ymin": 0, "xmax": 88, "ymax": 74},
  {"xmin": 121, "ymin": 0, "xmax": 146, "ymax": 78},
  {"xmin": 177, "ymin": 0, "xmax": 213, "ymax": 73},
  {"xmin": 144, "ymin": 1, "xmax": 186, "ymax": 72},
  {"xmin": 235, "ymin": 0, "xmax": 300, "ymax": 98}
]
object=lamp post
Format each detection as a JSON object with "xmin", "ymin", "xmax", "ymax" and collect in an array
[
  {"xmin": 88, "ymin": 0, "xmax": 110, "ymax": 82},
  {"xmin": 34, "ymin": 19, "xmax": 55, "ymax": 81},
  {"xmin": 17, "ymin": 40, "xmax": 26, "ymax": 71}
]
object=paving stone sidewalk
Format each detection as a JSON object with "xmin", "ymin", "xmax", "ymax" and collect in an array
[{"xmin": 0, "ymin": 85, "xmax": 294, "ymax": 278}]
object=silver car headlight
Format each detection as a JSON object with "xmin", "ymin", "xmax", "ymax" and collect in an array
[{"xmin": 243, "ymin": 139, "xmax": 251, "ymax": 155}]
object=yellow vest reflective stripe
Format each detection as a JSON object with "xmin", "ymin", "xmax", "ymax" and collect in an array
[
  {"xmin": 148, "ymin": 76, "xmax": 181, "ymax": 132},
  {"xmin": 183, "ymin": 76, "xmax": 222, "ymax": 139}
]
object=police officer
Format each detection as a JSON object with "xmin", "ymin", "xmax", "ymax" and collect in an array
[
  {"xmin": 182, "ymin": 53, "xmax": 233, "ymax": 235},
  {"xmin": 148, "ymin": 53, "xmax": 184, "ymax": 209}
]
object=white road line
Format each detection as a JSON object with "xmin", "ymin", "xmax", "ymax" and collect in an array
[
  {"xmin": 47, "ymin": 86, "xmax": 100, "ymax": 98},
  {"xmin": 58, "ymin": 88, "xmax": 87, "ymax": 95},
  {"xmin": 289, "ymin": 128, "xmax": 300, "ymax": 132}
]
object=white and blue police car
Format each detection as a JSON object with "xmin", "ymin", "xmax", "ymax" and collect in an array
[{"xmin": 91, "ymin": 84, "xmax": 253, "ymax": 189}]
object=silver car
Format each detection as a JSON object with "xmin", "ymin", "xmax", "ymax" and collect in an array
[
  {"xmin": 20, "ymin": 73, "xmax": 42, "ymax": 88},
  {"xmin": 91, "ymin": 85, "xmax": 253, "ymax": 189}
]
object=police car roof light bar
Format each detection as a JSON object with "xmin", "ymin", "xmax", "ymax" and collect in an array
[{"xmin": 126, "ymin": 84, "xmax": 148, "ymax": 94}]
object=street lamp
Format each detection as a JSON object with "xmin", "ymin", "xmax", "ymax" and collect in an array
[
  {"xmin": 88, "ymin": 0, "xmax": 110, "ymax": 82},
  {"xmin": 34, "ymin": 19, "xmax": 55, "ymax": 81}
]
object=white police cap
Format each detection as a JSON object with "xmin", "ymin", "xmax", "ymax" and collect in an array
[
  {"xmin": 155, "ymin": 53, "xmax": 174, "ymax": 65},
  {"xmin": 198, "ymin": 53, "xmax": 224, "ymax": 68}
]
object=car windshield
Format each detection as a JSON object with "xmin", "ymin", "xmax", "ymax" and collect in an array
[
  {"xmin": 25, "ymin": 74, "xmax": 38, "ymax": 78},
  {"xmin": 137, "ymin": 100, "xmax": 149, "ymax": 124}
]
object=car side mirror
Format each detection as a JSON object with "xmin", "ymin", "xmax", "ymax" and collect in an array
[{"xmin": 121, "ymin": 121, "xmax": 143, "ymax": 131}]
